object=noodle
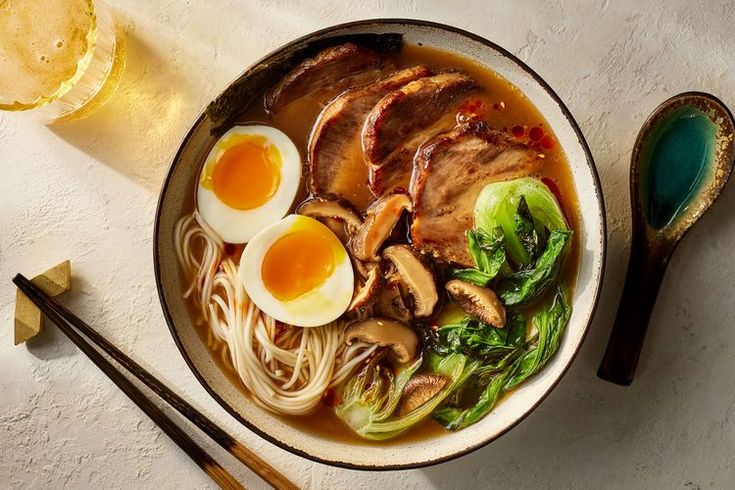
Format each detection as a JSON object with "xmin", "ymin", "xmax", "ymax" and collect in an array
[{"xmin": 174, "ymin": 214, "xmax": 374, "ymax": 415}]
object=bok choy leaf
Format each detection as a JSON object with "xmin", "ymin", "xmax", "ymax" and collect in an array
[
  {"xmin": 498, "ymin": 230, "xmax": 572, "ymax": 306},
  {"xmin": 504, "ymin": 287, "xmax": 571, "ymax": 390},
  {"xmin": 452, "ymin": 227, "xmax": 509, "ymax": 286}
]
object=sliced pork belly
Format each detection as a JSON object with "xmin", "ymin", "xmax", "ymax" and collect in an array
[
  {"xmin": 265, "ymin": 43, "xmax": 383, "ymax": 113},
  {"xmin": 362, "ymin": 72, "xmax": 476, "ymax": 195},
  {"xmin": 308, "ymin": 65, "xmax": 432, "ymax": 208},
  {"xmin": 410, "ymin": 122, "xmax": 544, "ymax": 266},
  {"xmin": 367, "ymin": 112, "xmax": 457, "ymax": 196}
]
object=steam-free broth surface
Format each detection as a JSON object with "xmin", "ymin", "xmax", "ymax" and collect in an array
[{"xmin": 186, "ymin": 42, "xmax": 581, "ymax": 443}]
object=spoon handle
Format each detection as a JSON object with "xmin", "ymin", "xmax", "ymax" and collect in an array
[{"xmin": 598, "ymin": 235, "xmax": 671, "ymax": 385}]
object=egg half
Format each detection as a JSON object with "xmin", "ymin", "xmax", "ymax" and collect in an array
[
  {"xmin": 239, "ymin": 215, "xmax": 354, "ymax": 327},
  {"xmin": 197, "ymin": 125, "xmax": 300, "ymax": 243}
]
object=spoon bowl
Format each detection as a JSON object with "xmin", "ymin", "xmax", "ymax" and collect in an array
[{"xmin": 599, "ymin": 92, "xmax": 735, "ymax": 385}]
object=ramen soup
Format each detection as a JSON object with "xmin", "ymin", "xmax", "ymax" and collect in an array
[{"xmin": 175, "ymin": 41, "xmax": 580, "ymax": 442}]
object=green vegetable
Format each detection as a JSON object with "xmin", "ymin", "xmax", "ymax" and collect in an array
[
  {"xmin": 434, "ymin": 367, "xmax": 510, "ymax": 430},
  {"xmin": 474, "ymin": 178, "xmax": 568, "ymax": 267},
  {"xmin": 513, "ymin": 196, "xmax": 541, "ymax": 262},
  {"xmin": 506, "ymin": 314, "xmax": 527, "ymax": 347},
  {"xmin": 452, "ymin": 228, "xmax": 509, "ymax": 286},
  {"xmin": 336, "ymin": 357, "xmax": 421, "ymax": 434},
  {"xmin": 504, "ymin": 287, "xmax": 571, "ymax": 390},
  {"xmin": 431, "ymin": 316, "xmax": 521, "ymax": 367},
  {"xmin": 335, "ymin": 354, "xmax": 466, "ymax": 440},
  {"xmin": 498, "ymin": 230, "xmax": 572, "ymax": 306},
  {"xmin": 434, "ymin": 288, "xmax": 571, "ymax": 431}
]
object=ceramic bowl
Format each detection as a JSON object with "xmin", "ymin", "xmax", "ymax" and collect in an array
[{"xmin": 154, "ymin": 19, "xmax": 606, "ymax": 470}]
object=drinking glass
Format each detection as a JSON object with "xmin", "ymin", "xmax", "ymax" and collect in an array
[{"xmin": 0, "ymin": 0, "xmax": 125, "ymax": 122}]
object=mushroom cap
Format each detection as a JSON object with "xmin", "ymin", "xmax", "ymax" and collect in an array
[
  {"xmin": 344, "ymin": 317, "xmax": 418, "ymax": 363},
  {"xmin": 352, "ymin": 193, "xmax": 412, "ymax": 262},
  {"xmin": 397, "ymin": 374, "xmax": 448, "ymax": 415},
  {"xmin": 445, "ymin": 279, "xmax": 506, "ymax": 327},
  {"xmin": 297, "ymin": 197, "xmax": 363, "ymax": 234},
  {"xmin": 382, "ymin": 244, "xmax": 438, "ymax": 318}
]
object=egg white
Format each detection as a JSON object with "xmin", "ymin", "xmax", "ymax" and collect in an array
[
  {"xmin": 239, "ymin": 215, "xmax": 354, "ymax": 327},
  {"xmin": 197, "ymin": 125, "xmax": 301, "ymax": 243}
]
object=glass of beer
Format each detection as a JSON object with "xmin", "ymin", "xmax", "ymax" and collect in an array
[{"xmin": 0, "ymin": 0, "xmax": 125, "ymax": 122}]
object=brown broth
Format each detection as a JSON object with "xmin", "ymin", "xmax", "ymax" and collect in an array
[{"xmin": 189, "ymin": 43, "xmax": 581, "ymax": 444}]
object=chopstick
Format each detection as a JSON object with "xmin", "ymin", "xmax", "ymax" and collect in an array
[{"xmin": 13, "ymin": 273, "xmax": 298, "ymax": 490}]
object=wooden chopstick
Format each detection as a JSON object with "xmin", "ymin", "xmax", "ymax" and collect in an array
[{"xmin": 13, "ymin": 273, "xmax": 298, "ymax": 490}]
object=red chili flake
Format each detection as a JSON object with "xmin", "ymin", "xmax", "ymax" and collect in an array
[
  {"xmin": 458, "ymin": 99, "xmax": 486, "ymax": 121},
  {"xmin": 511, "ymin": 125, "xmax": 525, "ymax": 138},
  {"xmin": 541, "ymin": 134, "xmax": 556, "ymax": 149},
  {"xmin": 529, "ymin": 126, "xmax": 544, "ymax": 141},
  {"xmin": 493, "ymin": 103, "xmax": 501, "ymax": 110}
]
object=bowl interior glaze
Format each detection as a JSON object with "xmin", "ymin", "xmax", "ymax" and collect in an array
[{"xmin": 154, "ymin": 19, "xmax": 606, "ymax": 470}]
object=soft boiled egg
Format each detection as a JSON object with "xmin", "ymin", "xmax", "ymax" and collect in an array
[
  {"xmin": 239, "ymin": 214, "xmax": 354, "ymax": 327},
  {"xmin": 197, "ymin": 125, "xmax": 300, "ymax": 243}
]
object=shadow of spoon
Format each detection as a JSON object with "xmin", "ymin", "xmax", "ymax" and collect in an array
[{"xmin": 598, "ymin": 91, "xmax": 735, "ymax": 386}]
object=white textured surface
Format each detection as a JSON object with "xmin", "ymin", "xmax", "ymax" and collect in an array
[{"xmin": 2, "ymin": 1, "xmax": 734, "ymax": 488}]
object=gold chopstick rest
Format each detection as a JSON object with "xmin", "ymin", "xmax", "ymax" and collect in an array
[{"xmin": 14, "ymin": 260, "xmax": 72, "ymax": 345}]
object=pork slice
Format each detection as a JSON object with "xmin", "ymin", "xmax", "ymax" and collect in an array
[
  {"xmin": 367, "ymin": 110, "xmax": 458, "ymax": 196},
  {"xmin": 361, "ymin": 72, "xmax": 476, "ymax": 164},
  {"xmin": 410, "ymin": 122, "xmax": 544, "ymax": 267},
  {"xmin": 265, "ymin": 43, "xmax": 383, "ymax": 113},
  {"xmin": 308, "ymin": 65, "xmax": 432, "ymax": 209}
]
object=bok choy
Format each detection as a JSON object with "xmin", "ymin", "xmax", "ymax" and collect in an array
[
  {"xmin": 474, "ymin": 177, "xmax": 568, "ymax": 267},
  {"xmin": 433, "ymin": 287, "xmax": 571, "ymax": 431},
  {"xmin": 335, "ymin": 353, "xmax": 467, "ymax": 440}
]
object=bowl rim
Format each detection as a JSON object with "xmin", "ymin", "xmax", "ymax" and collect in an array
[{"xmin": 153, "ymin": 18, "xmax": 608, "ymax": 471}]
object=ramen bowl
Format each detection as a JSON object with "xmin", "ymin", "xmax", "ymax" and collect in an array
[{"xmin": 154, "ymin": 19, "xmax": 606, "ymax": 470}]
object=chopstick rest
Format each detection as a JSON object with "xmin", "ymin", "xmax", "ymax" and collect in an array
[{"xmin": 14, "ymin": 260, "xmax": 72, "ymax": 344}]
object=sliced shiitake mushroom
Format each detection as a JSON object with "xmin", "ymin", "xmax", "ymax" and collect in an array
[
  {"xmin": 382, "ymin": 244, "xmax": 438, "ymax": 318},
  {"xmin": 351, "ymin": 255, "xmax": 373, "ymax": 280},
  {"xmin": 445, "ymin": 279, "xmax": 506, "ymax": 327},
  {"xmin": 297, "ymin": 196, "xmax": 363, "ymax": 235},
  {"xmin": 344, "ymin": 317, "xmax": 418, "ymax": 363},
  {"xmin": 374, "ymin": 280, "xmax": 412, "ymax": 322},
  {"xmin": 351, "ymin": 193, "xmax": 412, "ymax": 262},
  {"xmin": 348, "ymin": 263, "xmax": 383, "ymax": 313},
  {"xmin": 397, "ymin": 374, "xmax": 448, "ymax": 415},
  {"xmin": 321, "ymin": 217, "xmax": 351, "ymax": 244}
]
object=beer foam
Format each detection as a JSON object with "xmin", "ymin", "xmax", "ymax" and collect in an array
[{"xmin": 0, "ymin": 0, "xmax": 95, "ymax": 108}]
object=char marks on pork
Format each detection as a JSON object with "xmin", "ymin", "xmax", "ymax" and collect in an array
[
  {"xmin": 410, "ymin": 121, "xmax": 544, "ymax": 267},
  {"xmin": 265, "ymin": 43, "xmax": 383, "ymax": 113},
  {"xmin": 362, "ymin": 72, "xmax": 476, "ymax": 196},
  {"xmin": 308, "ymin": 65, "xmax": 432, "ymax": 208}
]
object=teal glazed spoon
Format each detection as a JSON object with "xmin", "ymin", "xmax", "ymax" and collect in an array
[{"xmin": 599, "ymin": 92, "xmax": 735, "ymax": 386}]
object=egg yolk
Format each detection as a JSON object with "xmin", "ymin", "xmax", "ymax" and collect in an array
[
  {"xmin": 261, "ymin": 227, "xmax": 335, "ymax": 301},
  {"xmin": 211, "ymin": 138, "xmax": 281, "ymax": 210}
]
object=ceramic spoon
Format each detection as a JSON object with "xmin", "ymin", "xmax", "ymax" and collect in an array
[{"xmin": 598, "ymin": 92, "xmax": 735, "ymax": 386}]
